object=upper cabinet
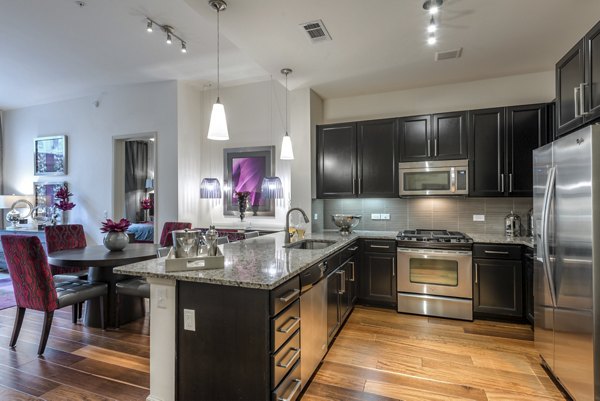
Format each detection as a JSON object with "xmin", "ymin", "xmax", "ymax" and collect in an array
[
  {"xmin": 469, "ymin": 104, "xmax": 546, "ymax": 197},
  {"xmin": 556, "ymin": 20, "xmax": 600, "ymax": 137},
  {"xmin": 398, "ymin": 112, "xmax": 467, "ymax": 162},
  {"xmin": 317, "ymin": 119, "xmax": 398, "ymax": 199}
]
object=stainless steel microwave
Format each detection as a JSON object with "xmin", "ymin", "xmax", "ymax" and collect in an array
[{"xmin": 398, "ymin": 159, "xmax": 469, "ymax": 196}]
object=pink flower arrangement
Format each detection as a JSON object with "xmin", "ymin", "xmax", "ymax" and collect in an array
[
  {"xmin": 100, "ymin": 218, "xmax": 131, "ymax": 233},
  {"xmin": 140, "ymin": 198, "xmax": 153, "ymax": 210},
  {"xmin": 54, "ymin": 185, "xmax": 76, "ymax": 211}
]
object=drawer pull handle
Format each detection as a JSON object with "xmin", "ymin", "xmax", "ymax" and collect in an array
[
  {"xmin": 370, "ymin": 245, "xmax": 389, "ymax": 249},
  {"xmin": 348, "ymin": 246, "xmax": 359, "ymax": 251},
  {"xmin": 484, "ymin": 250, "xmax": 510, "ymax": 255},
  {"xmin": 277, "ymin": 347, "xmax": 300, "ymax": 369},
  {"xmin": 278, "ymin": 379, "xmax": 301, "ymax": 401},
  {"xmin": 279, "ymin": 289, "xmax": 300, "ymax": 303},
  {"xmin": 349, "ymin": 261, "xmax": 356, "ymax": 282},
  {"xmin": 278, "ymin": 317, "xmax": 300, "ymax": 334}
]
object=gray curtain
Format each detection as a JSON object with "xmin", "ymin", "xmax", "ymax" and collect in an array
[{"xmin": 125, "ymin": 141, "xmax": 148, "ymax": 222}]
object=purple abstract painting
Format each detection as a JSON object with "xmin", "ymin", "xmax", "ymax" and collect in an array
[{"xmin": 232, "ymin": 157, "xmax": 266, "ymax": 206}]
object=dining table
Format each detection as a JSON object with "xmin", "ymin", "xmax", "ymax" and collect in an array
[{"xmin": 48, "ymin": 243, "xmax": 159, "ymax": 328}]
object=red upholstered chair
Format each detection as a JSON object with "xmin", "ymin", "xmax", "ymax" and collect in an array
[
  {"xmin": 44, "ymin": 224, "xmax": 89, "ymax": 280},
  {"xmin": 1, "ymin": 235, "xmax": 107, "ymax": 354},
  {"xmin": 159, "ymin": 222, "xmax": 192, "ymax": 247}
]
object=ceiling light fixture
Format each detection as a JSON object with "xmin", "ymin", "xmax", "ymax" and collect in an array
[
  {"xmin": 423, "ymin": 0, "xmax": 442, "ymax": 15},
  {"xmin": 280, "ymin": 68, "xmax": 294, "ymax": 160},
  {"xmin": 200, "ymin": 178, "xmax": 222, "ymax": 199},
  {"xmin": 427, "ymin": 16, "xmax": 437, "ymax": 33},
  {"xmin": 261, "ymin": 177, "xmax": 284, "ymax": 199},
  {"xmin": 144, "ymin": 18, "xmax": 187, "ymax": 54},
  {"xmin": 427, "ymin": 34, "xmax": 437, "ymax": 45},
  {"xmin": 207, "ymin": 0, "xmax": 229, "ymax": 141}
]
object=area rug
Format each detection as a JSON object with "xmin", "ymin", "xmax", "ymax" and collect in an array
[{"xmin": 0, "ymin": 277, "xmax": 16, "ymax": 310}]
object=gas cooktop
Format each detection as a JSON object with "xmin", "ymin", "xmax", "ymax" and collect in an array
[{"xmin": 396, "ymin": 229, "xmax": 473, "ymax": 250}]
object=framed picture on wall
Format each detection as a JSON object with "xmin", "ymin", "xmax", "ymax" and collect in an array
[
  {"xmin": 223, "ymin": 146, "xmax": 275, "ymax": 217},
  {"xmin": 34, "ymin": 135, "xmax": 67, "ymax": 176},
  {"xmin": 34, "ymin": 182, "xmax": 65, "ymax": 209}
]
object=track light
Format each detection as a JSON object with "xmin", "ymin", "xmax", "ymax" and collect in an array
[
  {"xmin": 427, "ymin": 16, "xmax": 437, "ymax": 33},
  {"xmin": 144, "ymin": 18, "xmax": 188, "ymax": 54}
]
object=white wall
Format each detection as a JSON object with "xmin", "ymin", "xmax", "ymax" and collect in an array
[
  {"xmin": 196, "ymin": 79, "xmax": 292, "ymax": 229},
  {"xmin": 323, "ymin": 70, "xmax": 555, "ymax": 123},
  {"xmin": 2, "ymin": 81, "xmax": 179, "ymax": 244}
]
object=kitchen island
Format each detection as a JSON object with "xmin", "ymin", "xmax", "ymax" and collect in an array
[{"xmin": 114, "ymin": 230, "xmax": 396, "ymax": 401}]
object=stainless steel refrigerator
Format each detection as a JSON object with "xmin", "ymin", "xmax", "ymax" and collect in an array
[{"xmin": 533, "ymin": 124, "xmax": 600, "ymax": 401}]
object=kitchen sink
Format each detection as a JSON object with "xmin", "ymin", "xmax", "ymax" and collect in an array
[{"xmin": 284, "ymin": 239, "xmax": 336, "ymax": 250}]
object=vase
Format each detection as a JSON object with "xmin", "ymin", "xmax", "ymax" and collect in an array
[
  {"xmin": 103, "ymin": 231, "xmax": 129, "ymax": 251},
  {"xmin": 61, "ymin": 210, "xmax": 68, "ymax": 224},
  {"xmin": 237, "ymin": 194, "xmax": 249, "ymax": 222}
]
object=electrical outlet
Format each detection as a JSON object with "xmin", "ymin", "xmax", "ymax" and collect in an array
[
  {"xmin": 313, "ymin": 213, "xmax": 318, "ymax": 221},
  {"xmin": 473, "ymin": 214, "xmax": 485, "ymax": 222},
  {"xmin": 371, "ymin": 213, "xmax": 381, "ymax": 220},
  {"xmin": 157, "ymin": 288, "xmax": 167, "ymax": 309},
  {"xmin": 381, "ymin": 213, "xmax": 390, "ymax": 220},
  {"xmin": 184, "ymin": 309, "xmax": 195, "ymax": 331}
]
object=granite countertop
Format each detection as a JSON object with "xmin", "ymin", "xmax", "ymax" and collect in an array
[
  {"xmin": 113, "ymin": 230, "xmax": 397, "ymax": 290},
  {"xmin": 468, "ymin": 233, "xmax": 534, "ymax": 248}
]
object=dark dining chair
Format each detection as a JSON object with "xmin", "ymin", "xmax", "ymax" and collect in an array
[
  {"xmin": 115, "ymin": 278, "xmax": 150, "ymax": 329},
  {"xmin": 44, "ymin": 224, "xmax": 89, "ymax": 280},
  {"xmin": 159, "ymin": 222, "xmax": 192, "ymax": 247},
  {"xmin": 2, "ymin": 235, "xmax": 107, "ymax": 355}
]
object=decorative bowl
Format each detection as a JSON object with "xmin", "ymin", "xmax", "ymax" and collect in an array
[{"xmin": 331, "ymin": 214, "xmax": 362, "ymax": 234}]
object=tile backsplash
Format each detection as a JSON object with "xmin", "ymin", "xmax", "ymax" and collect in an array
[{"xmin": 313, "ymin": 197, "xmax": 532, "ymax": 235}]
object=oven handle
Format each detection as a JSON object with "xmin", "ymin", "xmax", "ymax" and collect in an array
[{"xmin": 397, "ymin": 247, "xmax": 472, "ymax": 257}]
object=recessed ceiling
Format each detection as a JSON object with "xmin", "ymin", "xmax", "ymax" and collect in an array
[{"xmin": 1, "ymin": 0, "xmax": 600, "ymax": 109}]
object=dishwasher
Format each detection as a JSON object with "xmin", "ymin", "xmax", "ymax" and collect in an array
[{"xmin": 299, "ymin": 260, "xmax": 328, "ymax": 388}]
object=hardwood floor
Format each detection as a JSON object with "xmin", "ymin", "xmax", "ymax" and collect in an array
[
  {"xmin": 303, "ymin": 306, "xmax": 566, "ymax": 401},
  {"xmin": 0, "ymin": 304, "xmax": 564, "ymax": 400}
]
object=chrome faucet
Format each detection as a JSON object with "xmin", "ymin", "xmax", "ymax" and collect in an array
[{"xmin": 285, "ymin": 208, "xmax": 310, "ymax": 244}]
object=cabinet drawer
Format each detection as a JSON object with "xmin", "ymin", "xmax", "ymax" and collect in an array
[
  {"xmin": 272, "ymin": 359, "xmax": 301, "ymax": 401},
  {"xmin": 363, "ymin": 239, "xmax": 396, "ymax": 253},
  {"xmin": 271, "ymin": 299, "xmax": 300, "ymax": 352},
  {"xmin": 271, "ymin": 276, "xmax": 300, "ymax": 316},
  {"xmin": 271, "ymin": 330, "xmax": 300, "ymax": 390},
  {"xmin": 473, "ymin": 244, "xmax": 521, "ymax": 260},
  {"xmin": 339, "ymin": 241, "xmax": 359, "ymax": 263}
]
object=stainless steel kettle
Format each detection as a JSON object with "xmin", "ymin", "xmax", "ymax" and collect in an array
[
  {"xmin": 172, "ymin": 229, "xmax": 203, "ymax": 258},
  {"xmin": 505, "ymin": 211, "xmax": 521, "ymax": 238}
]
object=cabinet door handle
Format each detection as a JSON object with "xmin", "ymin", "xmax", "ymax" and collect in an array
[
  {"xmin": 500, "ymin": 174, "xmax": 505, "ymax": 193},
  {"xmin": 349, "ymin": 261, "xmax": 356, "ymax": 282},
  {"xmin": 278, "ymin": 317, "xmax": 300, "ymax": 334},
  {"xmin": 475, "ymin": 263, "xmax": 478, "ymax": 284},
  {"xmin": 358, "ymin": 178, "xmax": 362, "ymax": 194},
  {"xmin": 509, "ymin": 173, "xmax": 513, "ymax": 193},
  {"xmin": 370, "ymin": 245, "xmax": 390, "ymax": 249},
  {"xmin": 337, "ymin": 270, "xmax": 346, "ymax": 294},
  {"xmin": 278, "ymin": 379, "xmax": 302, "ymax": 401},
  {"xmin": 277, "ymin": 347, "xmax": 300, "ymax": 369},
  {"xmin": 580, "ymin": 83, "xmax": 589, "ymax": 116},
  {"xmin": 434, "ymin": 138, "xmax": 438, "ymax": 157},
  {"xmin": 484, "ymin": 250, "xmax": 510, "ymax": 255},
  {"xmin": 352, "ymin": 179, "xmax": 356, "ymax": 195},
  {"xmin": 427, "ymin": 139, "xmax": 431, "ymax": 157},
  {"xmin": 575, "ymin": 86, "xmax": 581, "ymax": 118},
  {"xmin": 392, "ymin": 264, "xmax": 395, "ymax": 277},
  {"xmin": 278, "ymin": 289, "xmax": 300, "ymax": 303},
  {"xmin": 348, "ymin": 246, "xmax": 359, "ymax": 252}
]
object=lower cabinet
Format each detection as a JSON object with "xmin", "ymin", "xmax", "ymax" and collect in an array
[
  {"xmin": 473, "ymin": 244, "xmax": 523, "ymax": 319},
  {"xmin": 359, "ymin": 240, "xmax": 397, "ymax": 307},
  {"xmin": 524, "ymin": 248, "xmax": 534, "ymax": 325}
]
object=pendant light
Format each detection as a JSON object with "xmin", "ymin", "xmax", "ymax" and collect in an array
[
  {"xmin": 261, "ymin": 177, "xmax": 284, "ymax": 199},
  {"xmin": 280, "ymin": 68, "xmax": 294, "ymax": 160},
  {"xmin": 207, "ymin": 0, "xmax": 229, "ymax": 141},
  {"xmin": 200, "ymin": 178, "xmax": 222, "ymax": 198}
]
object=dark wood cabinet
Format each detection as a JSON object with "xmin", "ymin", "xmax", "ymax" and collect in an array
[
  {"xmin": 399, "ymin": 112, "xmax": 467, "ymax": 162},
  {"xmin": 317, "ymin": 120, "xmax": 397, "ymax": 199},
  {"xmin": 357, "ymin": 119, "xmax": 398, "ymax": 197},
  {"xmin": 546, "ymin": 101, "xmax": 556, "ymax": 144},
  {"xmin": 506, "ymin": 104, "xmax": 546, "ymax": 196},
  {"xmin": 473, "ymin": 244, "xmax": 523, "ymax": 319},
  {"xmin": 524, "ymin": 249, "xmax": 534, "ymax": 326},
  {"xmin": 326, "ymin": 268, "xmax": 342, "ymax": 343},
  {"xmin": 317, "ymin": 123, "xmax": 356, "ymax": 198},
  {"xmin": 469, "ymin": 105, "xmax": 545, "ymax": 197},
  {"xmin": 585, "ymin": 21, "xmax": 600, "ymax": 122},
  {"xmin": 359, "ymin": 245, "xmax": 396, "ymax": 307},
  {"xmin": 432, "ymin": 111, "xmax": 468, "ymax": 160},
  {"xmin": 556, "ymin": 39, "xmax": 585, "ymax": 137},
  {"xmin": 468, "ymin": 107, "xmax": 505, "ymax": 197}
]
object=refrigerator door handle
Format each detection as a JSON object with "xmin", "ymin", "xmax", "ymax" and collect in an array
[{"xmin": 541, "ymin": 166, "xmax": 557, "ymax": 308}]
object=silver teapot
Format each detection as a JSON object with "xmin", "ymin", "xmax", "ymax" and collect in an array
[{"xmin": 505, "ymin": 211, "xmax": 521, "ymax": 238}]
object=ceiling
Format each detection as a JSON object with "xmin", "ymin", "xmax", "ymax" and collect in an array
[{"xmin": 1, "ymin": 0, "xmax": 600, "ymax": 109}]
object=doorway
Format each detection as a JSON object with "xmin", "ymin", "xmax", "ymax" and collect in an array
[{"xmin": 112, "ymin": 132, "xmax": 157, "ymax": 243}]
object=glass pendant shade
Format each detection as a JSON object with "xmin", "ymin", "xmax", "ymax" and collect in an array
[
  {"xmin": 261, "ymin": 176, "xmax": 284, "ymax": 199},
  {"xmin": 207, "ymin": 100, "xmax": 229, "ymax": 140},
  {"xmin": 200, "ymin": 178, "xmax": 222, "ymax": 198},
  {"xmin": 280, "ymin": 134, "xmax": 294, "ymax": 160}
]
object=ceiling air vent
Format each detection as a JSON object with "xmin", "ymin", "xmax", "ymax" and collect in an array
[
  {"xmin": 435, "ymin": 48, "xmax": 463, "ymax": 61},
  {"xmin": 300, "ymin": 19, "xmax": 332, "ymax": 43}
]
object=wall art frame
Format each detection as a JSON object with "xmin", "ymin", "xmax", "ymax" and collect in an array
[{"xmin": 34, "ymin": 135, "xmax": 67, "ymax": 176}]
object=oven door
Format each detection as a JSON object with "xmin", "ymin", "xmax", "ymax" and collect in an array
[
  {"xmin": 398, "ymin": 161, "xmax": 468, "ymax": 196},
  {"xmin": 397, "ymin": 247, "xmax": 472, "ymax": 299}
]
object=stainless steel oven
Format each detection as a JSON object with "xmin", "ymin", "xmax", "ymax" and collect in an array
[
  {"xmin": 397, "ymin": 247, "xmax": 473, "ymax": 320},
  {"xmin": 399, "ymin": 159, "xmax": 468, "ymax": 196}
]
